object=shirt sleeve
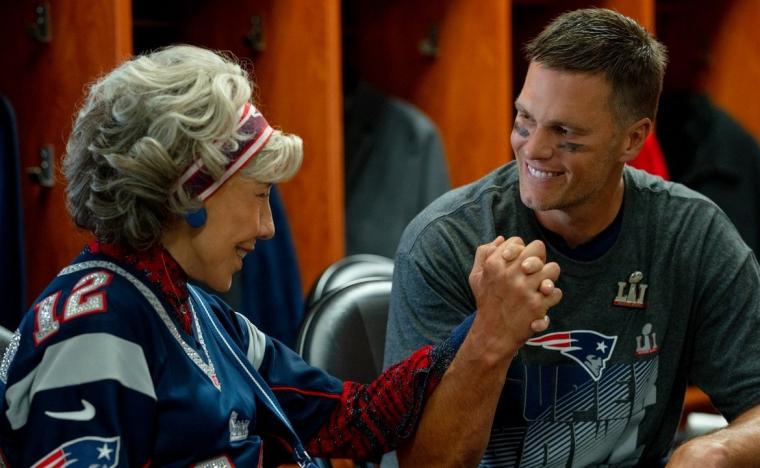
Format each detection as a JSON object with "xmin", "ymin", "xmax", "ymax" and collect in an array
[
  {"xmin": 687, "ymin": 209, "xmax": 760, "ymax": 420},
  {"xmin": 0, "ymin": 276, "xmax": 159, "ymax": 467},
  {"xmin": 384, "ymin": 244, "xmax": 475, "ymax": 371}
]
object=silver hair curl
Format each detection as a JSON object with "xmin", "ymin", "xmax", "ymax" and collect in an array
[{"xmin": 63, "ymin": 45, "xmax": 302, "ymax": 249}]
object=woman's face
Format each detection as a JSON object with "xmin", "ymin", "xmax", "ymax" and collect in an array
[{"xmin": 179, "ymin": 172, "xmax": 274, "ymax": 291}]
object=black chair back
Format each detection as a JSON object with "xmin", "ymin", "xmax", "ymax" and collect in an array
[
  {"xmin": 305, "ymin": 254, "xmax": 393, "ymax": 309},
  {"xmin": 297, "ymin": 278, "xmax": 391, "ymax": 384}
]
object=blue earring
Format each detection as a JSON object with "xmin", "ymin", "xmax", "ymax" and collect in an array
[{"xmin": 184, "ymin": 207, "xmax": 207, "ymax": 228}]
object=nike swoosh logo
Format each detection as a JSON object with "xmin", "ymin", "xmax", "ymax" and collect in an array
[{"xmin": 45, "ymin": 399, "xmax": 96, "ymax": 421}]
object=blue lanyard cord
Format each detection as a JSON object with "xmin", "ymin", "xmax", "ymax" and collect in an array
[
  {"xmin": 188, "ymin": 287, "xmax": 315, "ymax": 466},
  {"xmin": 295, "ymin": 448, "xmax": 318, "ymax": 468}
]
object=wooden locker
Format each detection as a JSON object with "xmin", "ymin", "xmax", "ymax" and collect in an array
[
  {"xmin": 0, "ymin": 0, "xmax": 132, "ymax": 307},
  {"xmin": 346, "ymin": 0, "xmax": 512, "ymax": 188}
]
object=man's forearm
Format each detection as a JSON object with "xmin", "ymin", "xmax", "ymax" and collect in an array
[
  {"xmin": 668, "ymin": 404, "xmax": 760, "ymax": 467},
  {"xmin": 396, "ymin": 316, "xmax": 518, "ymax": 467}
]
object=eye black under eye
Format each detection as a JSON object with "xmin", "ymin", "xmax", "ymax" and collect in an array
[
  {"xmin": 514, "ymin": 121, "xmax": 530, "ymax": 138},
  {"xmin": 559, "ymin": 142, "xmax": 583, "ymax": 152}
]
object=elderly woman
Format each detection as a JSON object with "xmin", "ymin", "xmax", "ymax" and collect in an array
[{"xmin": 0, "ymin": 46, "xmax": 559, "ymax": 467}]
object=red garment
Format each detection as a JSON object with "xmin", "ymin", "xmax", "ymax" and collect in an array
[
  {"xmin": 629, "ymin": 133, "xmax": 670, "ymax": 180},
  {"xmin": 305, "ymin": 345, "xmax": 441, "ymax": 459},
  {"xmin": 87, "ymin": 241, "xmax": 192, "ymax": 333}
]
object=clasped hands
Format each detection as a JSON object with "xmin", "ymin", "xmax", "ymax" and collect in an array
[{"xmin": 469, "ymin": 236, "xmax": 562, "ymax": 351}]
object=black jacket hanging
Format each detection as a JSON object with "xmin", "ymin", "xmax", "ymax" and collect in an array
[
  {"xmin": 658, "ymin": 92, "xmax": 760, "ymax": 253},
  {"xmin": 0, "ymin": 95, "xmax": 27, "ymax": 329}
]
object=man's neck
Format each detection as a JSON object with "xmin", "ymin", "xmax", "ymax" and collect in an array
[{"xmin": 534, "ymin": 177, "xmax": 625, "ymax": 248}]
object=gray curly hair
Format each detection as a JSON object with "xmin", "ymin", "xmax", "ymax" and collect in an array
[{"xmin": 63, "ymin": 45, "xmax": 302, "ymax": 250}]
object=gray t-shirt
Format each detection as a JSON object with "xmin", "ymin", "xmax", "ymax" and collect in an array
[{"xmin": 384, "ymin": 161, "xmax": 760, "ymax": 467}]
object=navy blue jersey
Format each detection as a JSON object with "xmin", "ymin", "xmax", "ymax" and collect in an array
[{"xmin": 0, "ymin": 244, "xmax": 461, "ymax": 467}]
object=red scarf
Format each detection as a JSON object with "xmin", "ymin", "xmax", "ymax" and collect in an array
[{"xmin": 87, "ymin": 240, "xmax": 193, "ymax": 333}]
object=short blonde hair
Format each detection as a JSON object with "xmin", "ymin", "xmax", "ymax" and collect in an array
[{"xmin": 63, "ymin": 45, "xmax": 302, "ymax": 249}]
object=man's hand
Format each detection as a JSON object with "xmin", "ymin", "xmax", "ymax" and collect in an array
[{"xmin": 468, "ymin": 236, "xmax": 562, "ymax": 354}]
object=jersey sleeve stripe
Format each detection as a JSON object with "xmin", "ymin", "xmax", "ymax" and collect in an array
[
  {"xmin": 5, "ymin": 333, "xmax": 156, "ymax": 429},
  {"xmin": 269, "ymin": 386, "xmax": 342, "ymax": 400},
  {"xmin": 234, "ymin": 311, "xmax": 267, "ymax": 371}
]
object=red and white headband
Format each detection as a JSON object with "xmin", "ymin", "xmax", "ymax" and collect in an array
[{"xmin": 177, "ymin": 102, "xmax": 273, "ymax": 201}]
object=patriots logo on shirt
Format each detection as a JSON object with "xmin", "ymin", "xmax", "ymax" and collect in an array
[
  {"xmin": 32, "ymin": 436, "xmax": 120, "ymax": 468},
  {"xmin": 526, "ymin": 330, "xmax": 617, "ymax": 381}
]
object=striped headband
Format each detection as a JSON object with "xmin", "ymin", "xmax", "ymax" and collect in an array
[{"xmin": 177, "ymin": 102, "xmax": 274, "ymax": 201}]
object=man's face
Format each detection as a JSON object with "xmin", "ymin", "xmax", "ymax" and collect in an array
[{"xmin": 511, "ymin": 62, "xmax": 626, "ymax": 215}]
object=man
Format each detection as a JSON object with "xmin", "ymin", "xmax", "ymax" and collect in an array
[{"xmin": 385, "ymin": 8, "xmax": 760, "ymax": 467}]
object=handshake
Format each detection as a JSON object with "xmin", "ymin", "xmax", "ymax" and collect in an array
[{"xmin": 468, "ymin": 236, "xmax": 562, "ymax": 354}]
